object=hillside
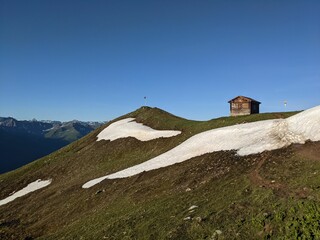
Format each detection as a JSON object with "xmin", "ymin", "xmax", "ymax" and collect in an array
[
  {"xmin": 1, "ymin": 107, "xmax": 320, "ymax": 240},
  {"xmin": 0, "ymin": 118, "xmax": 103, "ymax": 174}
]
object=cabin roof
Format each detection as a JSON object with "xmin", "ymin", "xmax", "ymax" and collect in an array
[{"xmin": 228, "ymin": 96, "xmax": 261, "ymax": 104}]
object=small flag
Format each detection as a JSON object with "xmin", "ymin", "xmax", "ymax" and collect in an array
[{"xmin": 143, "ymin": 96, "xmax": 147, "ymax": 107}]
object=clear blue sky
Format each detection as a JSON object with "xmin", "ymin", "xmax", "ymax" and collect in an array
[{"xmin": 1, "ymin": 0, "xmax": 319, "ymax": 121}]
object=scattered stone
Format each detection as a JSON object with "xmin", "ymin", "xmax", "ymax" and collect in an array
[
  {"xmin": 211, "ymin": 229, "xmax": 223, "ymax": 239},
  {"xmin": 188, "ymin": 205, "xmax": 198, "ymax": 211},
  {"xmin": 195, "ymin": 216, "xmax": 202, "ymax": 223},
  {"xmin": 183, "ymin": 216, "xmax": 191, "ymax": 221},
  {"xmin": 263, "ymin": 212, "xmax": 271, "ymax": 218},
  {"xmin": 307, "ymin": 195, "xmax": 315, "ymax": 200},
  {"xmin": 185, "ymin": 188, "xmax": 192, "ymax": 192},
  {"xmin": 271, "ymin": 180, "xmax": 276, "ymax": 183},
  {"xmin": 95, "ymin": 189, "xmax": 104, "ymax": 195}
]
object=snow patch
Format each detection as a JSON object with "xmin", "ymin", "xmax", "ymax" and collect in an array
[
  {"xmin": 96, "ymin": 118, "xmax": 181, "ymax": 141},
  {"xmin": 0, "ymin": 179, "xmax": 52, "ymax": 206},
  {"xmin": 83, "ymin": 106, "xmax": 320, "ymax": 188}
]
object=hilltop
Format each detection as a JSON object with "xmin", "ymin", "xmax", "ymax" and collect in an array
[{"xmin": 0, "ymin": 106, "xmax": 320, "ymax": 240}]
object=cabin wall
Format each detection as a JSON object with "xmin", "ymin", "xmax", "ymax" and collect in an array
[
  {"xmin": 230, "ymin": 100, "xmax": 251, "ymax": 116},
  {"xmin": 230, "ymin": 107, "xmax": 251, "ymax": 116}
]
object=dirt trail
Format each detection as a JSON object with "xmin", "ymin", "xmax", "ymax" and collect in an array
[{"xmin": 249, "ymin": 153, "xmax": 287, "ymax": 195}]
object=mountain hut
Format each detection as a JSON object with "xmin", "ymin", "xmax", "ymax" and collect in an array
[{"xmin": 228, "ymin": 96, "xmax": 261, "ymax": 116}]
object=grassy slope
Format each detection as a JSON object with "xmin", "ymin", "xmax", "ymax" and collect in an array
[{"xmin": 1, "ymin": 107, "xmax": 320, "ymax": 239}]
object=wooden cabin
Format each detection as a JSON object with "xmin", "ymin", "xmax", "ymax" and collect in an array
[{"xmin": 228, "ymin": 96, "xmax": 261, "ymax": 116}]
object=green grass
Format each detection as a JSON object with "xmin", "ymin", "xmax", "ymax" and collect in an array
[{"xmin": 2, "ymin": 106, "xmax": 319, "ymax": 240}]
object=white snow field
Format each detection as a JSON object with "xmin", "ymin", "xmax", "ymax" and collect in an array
[
  {"xmin": 96, "ymin": 118, "xmax": 181, "ymax": 141},
  {"xmin": 0, "ymin": 179, "xmax": 52, "ymax": 206},
  {"xmin": 83, "ymin": 106, "xmax": 320, "ymax": 188}
]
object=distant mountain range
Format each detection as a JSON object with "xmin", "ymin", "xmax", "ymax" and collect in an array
[{"xmin": 0, "ymin": 117, "xmax": 104, "ymax": 173}]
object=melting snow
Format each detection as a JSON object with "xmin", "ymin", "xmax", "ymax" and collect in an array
[
  {"xmin": 0, "ymin": 179, "xmax": 52, "ymax": 206},
  {"xmin": 96, "ymin": 118, "xmax": 181, "ymax": 141},
  {"xmin": 83, "ymin": 106, "xmax": 320, "ymax": 188}
]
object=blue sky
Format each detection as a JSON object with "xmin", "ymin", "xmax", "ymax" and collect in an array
[{"xmin": 1, "ymin": 0, "xmax": 319, "ymax": 121}]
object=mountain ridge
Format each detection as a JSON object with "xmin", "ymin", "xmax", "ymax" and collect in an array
[{"xmin": 0, "ymin": 117, "xmax": 104, "ymax": 173}]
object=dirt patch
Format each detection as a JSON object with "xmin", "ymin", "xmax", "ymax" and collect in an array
[
  {"xmin": 249, "ymin": 141, "xmax": 320, "ymax": 198},
  {"xmin": 249, "ymin": 153, "xmax": 288, "ymax": 196},
  {"xmin": 294, "ymin": 141, "xmax": 320, "ymax": 162},
  {"xmin": 0, "ymin": 219, "xmax": 20, "ymax": 228}
]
